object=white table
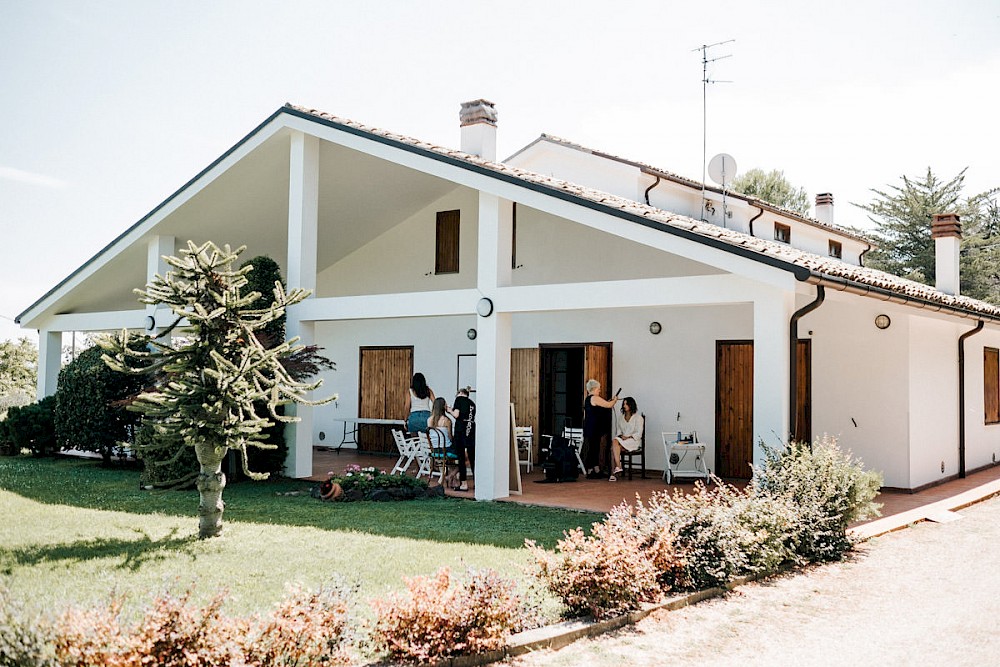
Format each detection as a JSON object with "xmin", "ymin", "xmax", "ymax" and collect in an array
[{"xmin": 332, "ymin": 418, "xmax": 406, "ymax": 451}]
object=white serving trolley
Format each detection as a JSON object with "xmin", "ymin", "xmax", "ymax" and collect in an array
[{"xmin": 662, "ymin": 431, "xmax": 711, "ymax": 484}]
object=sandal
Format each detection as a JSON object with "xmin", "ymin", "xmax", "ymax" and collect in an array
[
  {"xmin": 458, "ymin": 483, "xmax": 469, "ymax": 492},
  {"xmin": 609, "ymin": 474, "xmax": 617, "ymax": 482}
]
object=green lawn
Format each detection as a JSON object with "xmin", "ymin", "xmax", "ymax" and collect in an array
[{"xmin": 0, "ymin": 455, "xmax": 599, "ymax": 617}]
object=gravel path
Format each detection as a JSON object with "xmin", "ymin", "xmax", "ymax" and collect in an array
[{"xmin": 511, "ymin": 495, "xmax": 1000, "ymax": 666}]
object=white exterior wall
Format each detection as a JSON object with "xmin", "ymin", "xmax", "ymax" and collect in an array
[
  {"xmin": 964, "ymin": 332, "xmax": 1000, "ymax": 472},
  {"xmin": 803, "ymin": 292, "xmax": 911, "ymax": 487},
  {"xmin": 907, "ymin": 315, "xmax": 962, "ymax": 488},
  {"xmin": 509, "ymin": 142, "xmax": 639, "ymax": 201},
  {"xmin": 310, "ymin": 304, "xmax": 752, "ymax": 474},
  {"xmin": 318, "ymin": 188, "xmax": 479, "ymax": 297}
]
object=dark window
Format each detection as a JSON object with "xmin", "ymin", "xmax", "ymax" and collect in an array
[
  {"xmin": 435, "ymin": 210, "xmax": 460, "ymax": 274},
  {"xmin": 774, "ymin": 223, "xmax": 791, "ymax": 244},
  {"xmin": 829, "ymin": 240, "xmax": 843, "ymax": 259},
  {"xmin": 986, "ymin": 348, "xmax": 999, "ymax": 424}
]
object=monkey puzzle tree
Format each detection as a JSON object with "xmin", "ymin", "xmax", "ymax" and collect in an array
[{"xmin": 102, "ymin": 240, "xmax": 334, "ymax": 539}]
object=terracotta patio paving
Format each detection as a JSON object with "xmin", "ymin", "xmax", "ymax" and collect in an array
[{"xmin": 309, "ymin": 446, "xmax": 1000, "ymax": 530}]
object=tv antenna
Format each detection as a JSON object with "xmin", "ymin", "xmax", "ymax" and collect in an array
[{"xmin": 693, "ymin": 39, "xmax": 734, "ymax": 221}]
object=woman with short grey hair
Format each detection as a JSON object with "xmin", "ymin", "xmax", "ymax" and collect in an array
[{"xmin": 582, "ymin": 379, "xmax": 618, "ymax": 478}]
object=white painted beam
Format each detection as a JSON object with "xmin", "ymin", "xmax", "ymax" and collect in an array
[
  {"xmin": 753, "ymin": 289, "xmax": 795, "ymax": 462},
  {"xmin": 37, "ymin": 331, "xmax": 62, "ymax": 399},
  {"xmin": 46, "ymin": 310, "xmax": 148, "ymax": 332},
  {"xmin": 291, "ymin": 289, "xmax": 481, "ymax": 322}
]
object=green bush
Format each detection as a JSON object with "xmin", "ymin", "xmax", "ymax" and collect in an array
[
  {"xmin": 753, "ymin": 435, "xmax": 883, "ymax": 562},
  {"xmin": 0, "ymin": 586, "xmax": 57, "ymax": 667},
  {"xmin": 133, "ymin": 422, "xmax": 199, "ymax": 489},
  {"xmin": 54, "ymin": 341, "xmax": 148, "ymax": 464},
  {"xmin": 0, "ymin": 396, "xmax": 57, "ymax": 457}
]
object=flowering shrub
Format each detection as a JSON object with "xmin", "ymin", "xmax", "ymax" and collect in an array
[
  {"xmin": 370, "ymin": 567, "xmax": 521, "ymax": 663},
  {"xmin": 753, "ymin": 436, "xmax": 882, "ymax": 561},
  {"xmin": 527, "ymin": 503, "xmax": 677, "ymax": 620},
  {"xmin": 243, "ymin": 582, "xmax": 353, "ymax": 667},
  {"xmin": 320, "ymin": 465, "xmax": 429, "ymax": 501}
]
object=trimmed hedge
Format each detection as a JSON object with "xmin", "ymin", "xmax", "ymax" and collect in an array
[{"xmin": 0, "ymin": 395, "xmax": 57, "ymax": 457}]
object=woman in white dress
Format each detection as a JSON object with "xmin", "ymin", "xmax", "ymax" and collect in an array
[{"xmin": 610, "ymin": 396, "xmax": 643, "ymax": 481}]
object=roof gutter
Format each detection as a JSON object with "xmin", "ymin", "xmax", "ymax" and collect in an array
[
  {"xmin": 749, "ymin": 205, "xmax": 764, "ymax": 238},
  {"xmin": 789, "ymin": 285, "xmax": 825, "ymax": 444},
  {"xmin": 802, "ymin": 272, "xmax": 1000, "ymax": 324},
  {"xmin": 958, "ymin": 320, "xmax": 985, "ymax": 478}
]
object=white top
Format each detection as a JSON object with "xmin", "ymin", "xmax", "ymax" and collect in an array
[
  {"xmin": 410, "ymin": 390, "xmax": 433, "ymax": 412},
  {"xmin": 615, "ymin": 413, "xmax": 644, "ymax": 452}
]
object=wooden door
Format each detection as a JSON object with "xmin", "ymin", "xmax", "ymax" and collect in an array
[
  {"xmin": 716, "ymin": 341, "xmax": 753, "ymax": 479},
  {"xmin": 358, "ymin": 346, "xmax": 413, "ymax": 453},
  {"xmin": 510, "ymin": 348, "xmax": 540, "ymax": 461},
  {"xmin": 794, "ymin": 340, "xmax": 811, "ymax": 444},
  {"xmin": 585, "ymin": 343, "xmax": 613, "ymax": 399}
]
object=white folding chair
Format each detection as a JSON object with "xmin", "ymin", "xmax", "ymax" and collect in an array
[
  {"xmin": 515, "ymin": 425, "xmax": 533, "ymax": 472},
  {"xmin": 390, "ymin": 429, "xmax": 420, "ymax": 475},
  {"xmin": 562, "ymin": 427, "xmax": 587, "ymax": 474},
  {"xmin": 414, "ymin": 430, "xmax": 437, "ymax": 479}
]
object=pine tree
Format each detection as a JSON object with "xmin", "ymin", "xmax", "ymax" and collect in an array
[
  {"xmin": 102, "ymin": 240, "xmax": 335, "ymax": 539},
  {"xmin": 856, "ymin": 168, "xmax": 1000, "ymax": 303}
]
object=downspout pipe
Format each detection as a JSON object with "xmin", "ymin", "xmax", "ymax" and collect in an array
[
  {"xmin": 749, "ymin": 205, "xmax": 764, "ymax": 238},
  {"xmin": 644, "ymin": 174, "xmax": 661, "ymax": 205},
  {"xmin": 859, "ymin": 241, "xmax": 873, "ymax": 267},
  {"xmin": 958, "ymin": 320, "xmax": 985, "ymax": 478},
  {"xmin": 789, "ymin": 285, "xmax": 826, "ymax": 444}
]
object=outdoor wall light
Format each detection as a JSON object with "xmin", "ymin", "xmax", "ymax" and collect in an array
[
  {"xmin": 467, "ymin": 328, "xmax": 477, "ymax": 340},
  {"xmin": 875, "ymin": 314, "xmax": 891, "ymax": 330},
  {"xmin": 649, "ymin": 321, "xmax": 662, "ymax": 335},
  {"xmin": 145, "ymin": 314, "xmax": 156, "ymax": 331},
  {"xmin": 476, "ymin": 297, "xmax": 494, "ymax": 318}
]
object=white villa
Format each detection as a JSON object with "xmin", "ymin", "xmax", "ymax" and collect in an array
[{"xmin": 18, "ymin": 100, "xmax": 1000, "ymax": 499}]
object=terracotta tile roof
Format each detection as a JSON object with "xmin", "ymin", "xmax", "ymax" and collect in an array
[
  {"xmin": 531, "ymin": 134, "xmax": 875, "ymax": 246},
  {"xmin": 288, "ymin": 104, "xmax": 1000, "ymax": 321}
]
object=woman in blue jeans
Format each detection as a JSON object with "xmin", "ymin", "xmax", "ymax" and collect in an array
[{"xmin": 405, "ymin": 372, "xmax": 435, "ymax": 434}]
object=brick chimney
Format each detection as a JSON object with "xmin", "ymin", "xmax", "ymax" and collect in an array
[
  {"xmin": 932, "ymin": 213, "xmax": 962, "ymax": 295},
  {"xmin": 460, "ymin": 99, "xmax": 497, "ymax": 161},
  {"xmin": 815, "ymin": 193, "xmax": 834, "ymax": 225}
]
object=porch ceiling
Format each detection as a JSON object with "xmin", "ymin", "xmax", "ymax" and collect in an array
[{"xmin": 33, "ymin": 129, "xmax": 459, "ymax": 322}]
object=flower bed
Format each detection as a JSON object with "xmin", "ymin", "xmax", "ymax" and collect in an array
[{"xmin": 315, "ymin": 464, "xmax": 439, "ymax": 502}]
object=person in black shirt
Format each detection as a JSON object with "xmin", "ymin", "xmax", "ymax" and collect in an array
[
  {"xmin": 449, "ymin": 386, "xmax": 476, "ymax": 491},
  {"xmin": 582, "ymin": 379, "xmax": 619, "ymax": 478}
]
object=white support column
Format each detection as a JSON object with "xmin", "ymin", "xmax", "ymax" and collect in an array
[
  {"xmin": 284, "ymin": 130, "xmax": 320, "ymax": 479},
  {"xmin": 146, "ymin": 235, "xmax": 175, "ymax": 336},
  {"xmin": 752, "ymin": 289, "xmax": 795, "ymax": 466},
  {"xmin": 37, "ymin": 330, "xmax": 62, "ymax": 399},
  {"xmin": 475, "ymin": 194, "xmax": 514, "ymax": 500}
]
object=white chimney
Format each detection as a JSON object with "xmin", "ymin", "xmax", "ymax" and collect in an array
[
  {"xmin": 815, "ymin": 192, "xmax": 834, "ymax": 225},
  {"xmin": 459, "ymin": 99, "xmax": 497, "ymax": 161},
  {"xmin": 932, "ymin": 213, "xmax": 962, "ymax": 295}
]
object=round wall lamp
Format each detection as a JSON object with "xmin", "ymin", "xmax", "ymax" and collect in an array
[
  {"xmin": 476, "ymin": 297, "xmax": 494, "ymax": 318},
  {"xmin": 467, "ymin": 328, "xmax": 477, "ymax": 340},
  {"xmin": 145, "ymin": 315, "xmax": 156, "ymax": 332},
  {"xmin": 875, "ymin": 314, "xmax": 891, "ymax": 330},
  {"xmin": 649, "ymin": 321, "xmax": 662, "ymax": 335}
]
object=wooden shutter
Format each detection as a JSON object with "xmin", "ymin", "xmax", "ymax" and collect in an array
[
  {"xmin": 435, "ymin": 210, "xmax": 460, "ymax": 274},
  {"xmin": 358, "ymin": 347, "xmax": 413, "ymax": 452},
  {"xmin": 985, "ymin": 348, "xmax": 999, "ymax": 424},
  {"xmin": 794, "ymin": 340, "xmax": 812, "ymax": 444},
  {"xmin": 584, "ymin": 344, "xmax": 612, "ymax": 399},
  {"xmin": 510, "ymin": 348, "xmax": 540, "ymax": 460},
  {"xmin": 716, "ymin": 341, "xmax": 754, "ymax": 479}
]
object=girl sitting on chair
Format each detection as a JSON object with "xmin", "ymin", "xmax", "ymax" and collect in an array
[{"xmin": 610, "ymin": 396, "xmax": 643, "ymax": 481}]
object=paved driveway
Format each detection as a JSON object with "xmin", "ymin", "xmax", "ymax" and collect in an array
[{"xmin": 512, "ymin": 495, "xmax": 1000, "ymax": 666}]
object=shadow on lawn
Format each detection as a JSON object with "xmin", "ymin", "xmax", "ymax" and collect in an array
[
  {"xmin": 0, "ymin": 456, "xmax": 598, "ymax": 550},
  {"xmin": 0, "ymin": 527, "xmax": 199, "ymax": 574}
]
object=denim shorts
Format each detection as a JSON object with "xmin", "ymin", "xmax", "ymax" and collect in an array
[{"xmin": 407, "ymin": 410, "xmax": 430, "ymax": 433}]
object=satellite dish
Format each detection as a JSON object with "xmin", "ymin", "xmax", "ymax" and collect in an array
[{"xmin": 708, "ymin": 153, "xmax": 737, "ymax": 187}]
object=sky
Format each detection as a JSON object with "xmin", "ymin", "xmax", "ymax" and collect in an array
[{"xmin": 1, "ymin": 0, "xmax": 999, "ymax": 344}]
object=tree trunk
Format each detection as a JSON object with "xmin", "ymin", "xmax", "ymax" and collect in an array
[{"xmin": 194, "ymin": 442, "xmax": 228, "ymax": 539}]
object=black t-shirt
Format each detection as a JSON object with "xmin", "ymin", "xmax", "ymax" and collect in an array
[
  {"xmin": 453, "ymin": 395, "xmax": 476, "ymax": 438},
  {"xmin": 583, "ymin": 394, "xmax": 611, "ymax": 437}
]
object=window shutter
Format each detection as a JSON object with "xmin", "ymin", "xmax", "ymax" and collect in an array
[
  {"xmin": 435, "ymin": 210, "xmax": 460, "ymax": 274},
  {"xmin": 985, "ymin": 348, "xmax": 999, "ymax": 424}
]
